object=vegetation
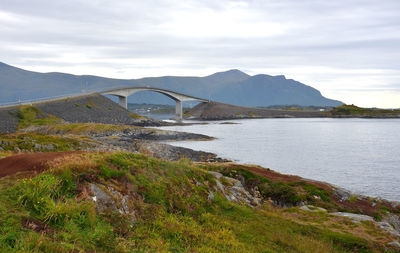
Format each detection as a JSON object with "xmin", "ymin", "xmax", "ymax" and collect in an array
[
  {"xmin": 129, "ymin": 112, "xmax": 148, "ymax": 119},
  {"xmin": 0, "ymin": 152, "xmax": 395, "ymax": 252},
  {"xmin": 330, "ymin": 104, "xmax": 400, "ymax": 116},
  {"xmin": 206, "ymin": 165, "xmax": 333, "ymax": 207},
  {"xmin": 0, "ymin": 132, "xmax": 88, "ymax": 152},
  {"xmin": 38, "ymin": 122, "xmax": 141, "ymax": 135},
  {"xmin": 16, "ymin": 106, "xmax": 61, "ymax": 129}
]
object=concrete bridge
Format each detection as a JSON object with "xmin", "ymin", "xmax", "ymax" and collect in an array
[{"xmin": 101, "ymin": 87, "xmax": 209, "ymax": 120}]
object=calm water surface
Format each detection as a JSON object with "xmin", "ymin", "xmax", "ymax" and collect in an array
[{"xmin": 158, "ymin": 118, "xmax": 400, "ymax": 201}]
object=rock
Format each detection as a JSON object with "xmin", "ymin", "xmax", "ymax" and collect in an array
[
  {"xmin": 333, "ymin": 187, "xmax": 351, "ymax": 201},
  {"xmin": 208, "ymin": 191, "xmax": 214, "ymax": 201},
  {"xmin": 329, "ymin": 212, "xmax": 374, "ymax": 222},
  {"xmin": 377, "ymin": 222, "xmax": 400, "ymax": 237},
  {"xmin": 383, "ymin": 213, "xmax": 400, "ymax": 234},
  {"xmin": 89, "ymin": 183, "xmax": 135, "ymax": 220},
  {"xmin": 208, "ymin": 171, "xmax": 223, "ymax": 179},
  {"xmin": 237, "ymin": 174, "xmax": 246, "ymax": 186},
  {"xmin": 300, "ymin": 205, "xmax": 327, "ymax": 212},
  {"xmin": 391, "ymin": 202, "xmax": 400, "ymax": 209},
  {"xmin": 388, "ymin": 241, "xmax": 400, "ymax": 249},
  {"xmin": 207, "ymin": 171, "xmax": 261, "ymax": 208}
]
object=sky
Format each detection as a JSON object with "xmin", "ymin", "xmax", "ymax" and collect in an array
[{"xmin": 1, "ymin": 0, "xmax": 400, "ymax": 108}]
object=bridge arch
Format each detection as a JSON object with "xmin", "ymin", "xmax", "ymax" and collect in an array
[{"xmin": 101, "ymin": 87, "xmax": 209, "ymax": 120}]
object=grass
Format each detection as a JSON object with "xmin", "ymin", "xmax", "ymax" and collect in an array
[
  {"xmin": 205, "ymin": 165, "xmax": 334, "ymax": 207},
  {"xmin": 16, "ymin": 106, "xmax": 61, "ymax": 129},
  {"xmin": 0, "ymin": 132, "xmax": 87, "ymax": 152},
  {"xmin": 38, "ymin": 122, "xmax": 141, "ymax": 135},
  {"xmin": 0, "ymin": 152, "xmax": 394, "ymax": 252},
  {"xmin": 0, "ymin": 151, "xmax": 14, "ymax": 159},
  {"xmin": 330, "ymin": 104, "xmax": 400, "ymax": 116},
  {"xmin": 129, "ymin": 112, "xmax": 148, "ymax": 119}
]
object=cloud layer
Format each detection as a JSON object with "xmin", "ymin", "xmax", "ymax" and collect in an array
[{"xmin": 1, "ymin": 0, "xmax": 399, "ymax": 107}]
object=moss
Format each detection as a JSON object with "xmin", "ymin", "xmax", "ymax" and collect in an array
[
  {"xmin": 372, "ymin": 212, "xmax": 383, "ymax": 221},
  {"xmin": 86, "ymin": 104, "xmax": 92, "ymax": 109}
]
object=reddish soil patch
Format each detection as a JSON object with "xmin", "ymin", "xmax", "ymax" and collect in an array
[
  {"xmin": 0, "ymin": 151, "xmax": 83, "ymax": 178},
  {"xmin": 229, "ymin": 164, "xmax": 333, "ymax": 191}
]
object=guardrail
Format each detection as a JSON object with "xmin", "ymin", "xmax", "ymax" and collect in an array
[{"xmin": 0, "ymin": 91, "xmax": 99, "ymax": 109}]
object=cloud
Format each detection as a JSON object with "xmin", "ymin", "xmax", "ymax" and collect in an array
[{"xmin": 0, "ymin": 0, "xmax": 399, "ymax": 107}]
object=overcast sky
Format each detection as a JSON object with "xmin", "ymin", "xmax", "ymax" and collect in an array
[{"xmin": 1, "ymin": 0, "xmax": 400, "ymax": 107}]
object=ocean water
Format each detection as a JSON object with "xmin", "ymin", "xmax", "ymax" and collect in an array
[{"xmin": 157, "ymin": 118, "xmax": 400, "ymax": 201}]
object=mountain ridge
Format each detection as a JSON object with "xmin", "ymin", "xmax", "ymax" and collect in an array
[{"xmin": 0, "ymin": 62, "xmax": 342, "ymax": 107}]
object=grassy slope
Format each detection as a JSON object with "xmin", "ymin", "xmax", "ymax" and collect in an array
[
  {"xmin": 0, "ymin": 152, "xmax": 395, "ymax": 252},
  {"xmin": 14, "ymin": 106, "xmax": 62, "ymax": 129}
]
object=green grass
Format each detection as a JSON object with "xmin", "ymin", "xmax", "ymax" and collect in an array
[
  {"xmin": 16, "ymin": 106, "xmax": 61, "ymax": 129},
  {"xmin": 0, "ymin": 132, "xmax": 86, "ymax": 152},
  {"xmin": 204, "ymin": 165, "xmax": 333, "ymax": 207},
  {"xmin": 38, "ymin": 122, "xmax": 141, "ymax": 135},
  {"xmin": 330, "ymin": 104, "xmax": 400, "ymax": 116},
  {"xmin": 0, "ymin": 152, "xmax": 392, "ymax": 252}
]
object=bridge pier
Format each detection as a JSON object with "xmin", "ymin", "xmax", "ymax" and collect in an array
[
  {"xmin": 175, "ymin": 100, "xmax": 183, "ymax": 121},
  {"xmin": 118, "ymin": 96, "xmax": 127, "ymax": 109},
  {"xmin": 102, "ymin": 87, "xmax": 209, "ymax": 122}
]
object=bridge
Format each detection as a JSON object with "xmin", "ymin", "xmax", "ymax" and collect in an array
[{"xmin": 101, "ymin": 87, "xmax": 209, "ymax": 120}]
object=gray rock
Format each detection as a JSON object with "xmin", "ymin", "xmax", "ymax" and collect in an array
[
  {"xmin": 384, "ymin": 213, "xmax": 400, "ymax": 233},
  {"xmin": 89, "ymin": 183, "xmax": 135, "ymax": 219},
  {"xmin": 377, "ymin": 222, "xmax": 400, "ymax": 237},
  {"xmin": 207, "ymin": 171, "xmax": 261, "ymax": 207},
  {"xmin": 388, "ymin": 241, "xmax": 400, "ymax": 249},
  {"xmin": 208, "ymin": 191, "xmax": 214, "ymax": 201},
  {"xmin": 329, "ymin": 212, "xmax": 374, "ymax": 222},
  {"xmin": 333, "ymin": 187, "xmax": 351, "ymax": 201},
  {"xmin": 300, "ymin": 205, "xmax": 328, "ymax": 212},
  {"xmin": 90, "ymin": 184, "xmax": 117, "ymax": 213}
]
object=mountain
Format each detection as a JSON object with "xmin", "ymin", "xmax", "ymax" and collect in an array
[{"xmin": 0, "ymin": 62, "xmax": 342, "ymax": 107}]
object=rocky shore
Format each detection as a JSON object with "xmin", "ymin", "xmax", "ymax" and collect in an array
[{"xmin": 187, "ymin": 101, "xmax": 400, "ymax": 120}]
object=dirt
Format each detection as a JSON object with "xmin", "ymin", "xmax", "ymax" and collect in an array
[
  {"xmin": 0, "ymin": 151, "xmax": 83, "ymax": 178},
  {"xmin": 228, "ymin": 164, "xmax": 332, "ymax": 191}
]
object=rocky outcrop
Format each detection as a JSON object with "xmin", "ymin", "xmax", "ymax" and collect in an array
[
  {"xmin": 207, "ymin": 171, "xmax": 262, "ymax": 207},
  {"xmin": 133, "ymin": 141, "xmax": 229, "ymax": 162},
  {"xmin": 34, "ymin": 124, "xmax": 212, "ymax": 141},
  {"xmin": 89, "ymin": 183, "xmax": 136, "ymax": 221},
  {"xmin": 329, "ymin": 212, "xmax": 375, "ymax": 222}
]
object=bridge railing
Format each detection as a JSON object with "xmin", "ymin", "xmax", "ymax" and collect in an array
[
  {"xmin": 0, "ymin": 91, "xmax": 99, "ymax": 109},
  {"xmin": 0, "ymin": 85, "xmax": 210, "ymax": 109}
]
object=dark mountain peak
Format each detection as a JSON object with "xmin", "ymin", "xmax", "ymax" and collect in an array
[
  {"xmin": 252, "ymin": 74, "xmax": 287, "ymax": 80},
  {"xmin": 205, "ymin": 69, "xmax": 250, "ymax": 84},
  {"xmin": 208, "ymin": 69, "xmax": 249, "ymax": 77}
]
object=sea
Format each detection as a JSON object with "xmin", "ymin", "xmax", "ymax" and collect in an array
[{"xmin": 156, "ymin": 118, "xmax": 400, "ymax": 201}]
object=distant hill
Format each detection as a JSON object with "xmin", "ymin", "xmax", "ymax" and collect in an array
[{"xmin": 0, "ymin": 62, "xmax": 342, "ymax": 107}]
